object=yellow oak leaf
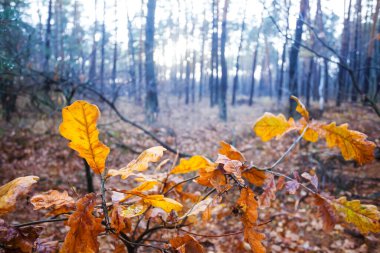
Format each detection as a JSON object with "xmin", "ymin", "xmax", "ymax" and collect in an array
[
  {"xmin": 60, "ymin": 193, "xmax": 104, "ymax": 253},
  {"xmin": 169, "ymin": 234, "xmax": 205, "ymax": 253},
  {"xmin": 142, "ymin": 195, "xmax": 183, "ymax": 213},
  {"xmin": 0, "ymin": 176, "xmax": 39, "ymax": 216},
  {"xmin": 120, "ymin": 201, "xmax": 149, "ymax": 218},
  {"xmin": 322, "ymin": 122, "xmax": 376, "ymax": 164},
  {"xmin": 332, "ymin": 197, "xmax": 380, "ymax": 234},
  {"xmin": 171, "ymin": 155, "xmax": 214, "ymax": 174},
  {"xmin": 118, "ymin": 180, "xmax": 160, "ymax": 202},
  {"xmin": 30, "ymin": 190, "xmax": 75, "ymax": 216},
  {"xmin": 59, "ymin": 100, "xmax": 110, "ymax": 174},
  {"xmin": 253, "ymin": 113, "xmax": 296, "ymax": 142},
  {"xmin": 108, "ymin": 146, "xmax": 166, "ymax": 179},
  {"xmin": 219, "ymin": 141, "xmax": 246, "ymax": 162},
  {"xmin": 291, "ymin": 95, "xmax": 309, "ymax": 121}
]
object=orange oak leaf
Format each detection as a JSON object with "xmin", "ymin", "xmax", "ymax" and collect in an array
[
  {"xmin": 244, "ymin": 227, "xmax": 266, "ymax": 253},
  {"xmin": 215, "ymin": 154, "xmax": 244, "ymax": 184},
  {"xmin": 237, "ymin": 188, "xmax": 258, "ymax": 226},
  {"xmin": 59, "ymin": 101, "xmax": 110, "ymax": 174},
  {"xmin": 258, "ymin": 174, "xmax": 276, "ymax": 208},
  {"xmin": 108, "ymin": 146, "xmax": 166, "ymax": 179},
  {"xmin": 60, "ymin": 193, "xmax": 104, "ymax": 253},
  {"xmin": 242, "ymin": 168, "xmax": 267, "ymax": 187},
  {"xmin": 196, "ymin": 167, "xmax": 228, "ymax": 193},
  {"xmin": 170, "ymin": 155, "xmax": 214, "ymax": 174},
  {"xmin": 322, "ymin": 122, "xmax": 376, "ymax": 165},
  {"xmin": 219, "ymin": 141, "xmax": 246, "ymax": 162},
  {"xmin": 314, "ymin": 194, "xmax": 336, "ymax": 232},
  {"xmin": 0, "ymin": 176, "xmax": 39, "ymax": 216},
  {"xmin": 169, "ymin": 234, "xmax": 205, "ymax": 253},
  {"xmin": 30, "ymin": 190, "xmax": 75, "ymax": 216},
  {"xmin": 253, "ymin": 113, "xmax": 296, "ymax": 142}
]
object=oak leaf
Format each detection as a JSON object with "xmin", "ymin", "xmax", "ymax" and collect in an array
[
  {"xmin": 237, "ymin": 188, "xmax": 258, "ymax": 227},
  {"xmin": 169, "ymin": 234, "xmax": 205, "ymax": 253},
  {"xmin": 60, "ymin": 193, "xmax": 104, "ymax": 253},
  {"xmin": 219, "ymin": 141, "xmax": 246, "ymax": 162},
  {"xmin": 291, "ymin": 95, "xmax": 309, "ymax": 121},
  {"xmin": 171, "ymin": 155, "xmax": 214, "ymax": 174},
  {"xmin": 322, "ymin": 122, "xmax": 375, "ymax": 164},
  {"xmin": 180, "ymin": 197, "xmax": 213, "ymax": 219},
  {"xmin": 142, "ymin": 195, "xmax": 183, "ymax": 213},
  {"xmin": 332, "ymin": 197, "xmax": 380, "ymax": 234},
  {"xmin": 258, "ymin": 174, "xmax": 276, "ymax": 208},
  {"xmin": 120, "ymin": 201, "xmax": 149, "ymax": 218},
  {"xmin": 314, "ymin": 194, "xmax": 336, "ymax": 232},
  {"xmin": 244, "ymin": 227, "xmax": 266, "ymax": 253},
  {"xmin": 0, "ymin": 176, "xmax": 39, "ymax": 216},
  {"xmin": 253, "ymin": 113, "xmax": 296, "ymax": 142},
  {"xmin": 30, "ymin": 190, "xmax": 75, "ymax": 216},
  {"xmin": 59, "ymin": 101, "xmax": 110, "ymax": 174},
  {"xmin": 108, "ymin": 146, "xmax": 166, "ymax": 179},
  {"xmin": 110, "ymin": 203, "xmax": 132, "ymax": 234},
  {"xmin": 242, "ymin": 168, "xmax": 267, "ymax": 187}
]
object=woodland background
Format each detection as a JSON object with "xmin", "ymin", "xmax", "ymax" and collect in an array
[{"xmin": 1, "ymin": 0, "xmax": 380, "ymax": 252}]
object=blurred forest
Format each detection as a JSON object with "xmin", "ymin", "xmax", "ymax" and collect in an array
[{"xmin": 1, "ymin": 0, "xmax": 380, "ymax": 252}]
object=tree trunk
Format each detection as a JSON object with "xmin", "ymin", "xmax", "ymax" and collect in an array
[
  {"xmin": 351, "ymin": 0, "xmax": 362, "ymax": 102},
  {"xmin": 231, "ymin": 4, "xmax": 246, "ymax": 106},
  {"xmin": 219, "ymin": 0, "xmax": 229, "ymax": 121},
  {"xmin": 88, "ymin": 0, "xmax": 98, "ymax": 83},
  {"xmin": 288, "ymin": 0, "xmax": 309, "ymax": 117},
  {"xmin": 362, "ymin": 0, "xmax": 380, "ymax": 97},
  {"xmin": 145, "ymin": 0, "xmax": 159, "ymax": 123},
  {"xmin": 336, "ymin": 0, "xmax": 352, "ymax": 106},
  {"xmin": 100, "ymin": 0, "xmax": 106, "ymax": 94},
  {"xmin": 43, "ymin": 0, "xmax": 53, "ymax": 73},
  {"xmin": 248, "ymin": 23, "xmax": 262, "ymax": 106}
]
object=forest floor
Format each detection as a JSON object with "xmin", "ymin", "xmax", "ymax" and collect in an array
[{"xmin": 0, "ymin": 96, "xmax": 380, "ymax": 252}]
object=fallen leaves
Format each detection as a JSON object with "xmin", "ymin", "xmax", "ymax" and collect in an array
[
  {"xmin": 0, "ymin": 176, "xmax": 39, "ymax": 216},
  {"xmin": 59, "ymin": 100, "xmax": 110, "ymax": 174},
  {"xmin": 60, "ymin": 193, "xmax": 104, "ymax": 253}
]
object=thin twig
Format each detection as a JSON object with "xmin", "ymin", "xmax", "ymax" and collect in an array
[{"xmin": 14, "ymin": 217, "xmax": 68, "ymax": 228}]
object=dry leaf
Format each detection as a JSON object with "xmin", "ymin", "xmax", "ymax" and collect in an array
[
  {"xmin": 253, "ymin": 113, "xmax": 296, "ymax": 142},
  {"xmin": 332, "ymin": 196, "xmax": 380, "ymax": 234},
  {"xmin": 142, "ymin": 195, "xmax": 183, "ymax": 213},
  {"xmin": 242, "ymin": 169, "xmax": 267, "ymax": 187},
  {"xmin": 111, "ymin": 204, "xmax": 132, "ymax": 234},
  {"xmin": 169, "ymin": 234, "xmax": 205, "ymax": 253},
  {"xmin": 259, "ymin": 175, "xmax": 276, "ymax": 208},
  {"xmin": 291, "ymin": 96, "xmax": 309, "ymax": 121},
  {"xmin": 120, "ymin": 201, "xmax": 149, "ymax": 218},
  {"xmin": 0, "ymin": 176, "xmax": 39, "ymax": 216},
  {"xmin": 322, "ymin": 122, "xmax": 376, "ymax": 165},
  {"xmin": 180, "ymin": 198, "xmax": 213, "ymax": 219},
  {"xmin": 59, "ymin": 101, "xmax": 110, "ymax": 174},
  {"xmin": 108, "ymin": 146, "xmax": 166, "ymax": 179},
  {"xmin": 171, "ymin": 155, "xmax": 214, "ymax": 174},
  {"xmin": 219, "ymin": 141, "xmax": 246, "ymax": 162},
  {"xmin": 314, "ymin": 194, "xmax": 336, "ymax": 232},
  {"xmin": 60, "ymin": 193, "xmax": 104, "ymax": 253},
  {"xmin": 30, "ymin": 190, "xmax": 75, "ymax": 216}
]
